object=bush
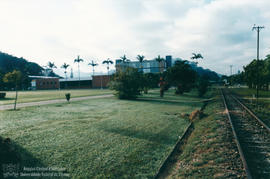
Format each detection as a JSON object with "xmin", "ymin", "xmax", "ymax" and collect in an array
[
  {"xmin": 197, "ymin": 78, "xmax": 209, "ymax": 97},
  {"xmin": 109, "ymin": 68, "xmax": 142, "ymax": 99},
  {"xmin": 0, "ymin": 93, "xmax": 6, "ymax": 99},
  {"xmin": 65, "ymin": 93, "xmax": 71, "ymax": 102},
  {"xmin": 165, "ymin": 60, "xmax": 197, "ymax": 95}
]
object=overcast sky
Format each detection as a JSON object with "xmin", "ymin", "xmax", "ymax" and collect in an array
[{"xmin": 0, "ymin": 0, "xmax": 270, "ymax": 76}]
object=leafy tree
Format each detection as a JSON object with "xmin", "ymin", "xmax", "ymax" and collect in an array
[
  {"xmin": 3, "ymin": 70, "xmax": 22, "ymax": 110},
  {"xmin": 136, "ymin": 55, "xmax": 145, "ymax": 72},
  {"xmin": 109, "ymin": 67, "xmax": 142, "ymax": 99},
  {"xmin": 155, "ymin": 55, "xmax": 165, "ymax": 73},
  {"xmin": 0, "ymin": 70, "xmax": 4, "ymax": 90},
  {"xmin": 197, "ymin": 75, "xmax": 210, "ymax": 97},
  {"xmin": 102, "ymin": 59, "xmax": 113, "ymax": 76},
  {"xmin": 141, "ymin": 73, "xmax": 159, "ymax": 94},
  {"xmin": 74, "ymin": 56, "xmax": 84, "ymax": 88},
  {"xmin": 244, "ymin": 59, "xmax": 266, "ymax": 90},
  {"xmin": 166, "ymin": 60, "xmax": 197, "ymax": 94}
]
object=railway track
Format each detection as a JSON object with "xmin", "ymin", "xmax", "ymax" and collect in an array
[{"xmin": 221, "ymin": 89, "xmax": 270, "ymax": 179}]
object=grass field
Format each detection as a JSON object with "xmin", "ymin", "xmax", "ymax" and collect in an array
[
  {"xmin": 0, "ymin": 89, "xmax": 112, "ymax": 105},
  {"xmin": 0, "ymin": 90, "xmax": 207, "ymax": 178}
]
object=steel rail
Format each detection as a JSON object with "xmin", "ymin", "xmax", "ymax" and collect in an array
[
  {"xmin": 221, "ymin": 89, "xmax": 252, "ymax": 179},
  {"xmin": 231, "ymin": 94, "xmax": 270, "ymax": 133}
]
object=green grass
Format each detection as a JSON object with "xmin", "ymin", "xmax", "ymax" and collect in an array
[
  {"xmin": 0, "ymin": 89, "xmax": 112, "ymax": 105},
  {"xmin": 0, "ymin": 90, "xmax": 206, "ymax": 178}
]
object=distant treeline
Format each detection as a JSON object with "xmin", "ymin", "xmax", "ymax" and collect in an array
[{"xmin": 228, "ymin": 54, "xmax": 270, "ymax": 90}]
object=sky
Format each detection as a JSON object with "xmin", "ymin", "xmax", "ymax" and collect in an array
[{"xmin": 0, "ymin": 0, "xmax": 270, "ymax": 77}]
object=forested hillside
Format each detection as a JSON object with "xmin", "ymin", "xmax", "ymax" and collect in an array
[{"xmin": 0, "ymin": 52, "xmax": 43, "ymax": 90}]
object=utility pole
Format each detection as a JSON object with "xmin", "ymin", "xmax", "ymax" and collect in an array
[{"xmin": 252, "ymin": 25, "xmax": 264, "ymax": 105}]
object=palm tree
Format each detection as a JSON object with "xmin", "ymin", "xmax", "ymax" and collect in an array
[
  {"xmin": 120, "ymin": 55, "xmax": 131, "ymax": 68},
  {"xmin": 155, "ymin": 55, "xmax": 165, "ymax": 73},
  {"xmin": 191, "ymin": 53, "xmax": 203, "ymax": 64},
  {"xmin": 61, "ymin": 63, "xmax": 69, "ymax": 88},
  {"xmin": 120, "ymin": 55, "xmax": 128, "ymax": 63},
  {"xmin": 74, "ymin": 55, "xmax": 84, "ymax": 88},
  {"xmin": 61, "ymin": 63, "xmax": 70, "ymax": 79},
  {"xmin": 136, "ymin": 55, "xmax": 145, "ymax": 72},
  {"xmin": 102, "ymin": 58, "xmax": 113, "ymax": 76},
  {"xmin": 46, "ymin": 61, "xmax": 57, "ymax": 76},
  {"xmin": 88, "ymin": 60, "xmax": 98, "ymax": 77}
]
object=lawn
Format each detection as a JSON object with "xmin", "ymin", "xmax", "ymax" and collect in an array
[
  {"xmin": 0, "ymin": 89, "xmax": 112, "ymax": 105},
  {"xmin": 0, "ymin": 90, "xmax": 207, "ymax": 178}
]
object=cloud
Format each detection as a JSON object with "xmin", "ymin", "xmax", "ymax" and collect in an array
[{"xmin": 0, "ymin": 0, "xmax": 270, "ymax": 76}]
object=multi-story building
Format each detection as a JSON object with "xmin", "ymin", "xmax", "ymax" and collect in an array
[{"xmin": 115, "ymin": 55, "xmax": 173, "ymax": 73}]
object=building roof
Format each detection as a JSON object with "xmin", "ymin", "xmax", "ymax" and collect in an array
[
  {"xmin": 28, "ymin": 75, "xmax": 59, "ymax": 79},
  {"xmin": 59, "ymin": 76, "xmax": 92, "ymax": 82}
]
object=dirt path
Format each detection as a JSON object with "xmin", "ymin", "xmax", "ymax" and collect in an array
[{"xmin": 0, "ymin": 94, "xmax": 114, "ymax": 111}]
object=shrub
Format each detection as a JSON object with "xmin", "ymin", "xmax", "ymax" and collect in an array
[
  {"xmin": 109, "ymin": 68, "xmax": 142, "ymax": 99},
  {"xmin": 0, "ymin": 93, "xmax": 6, "ymax": 99},
  {"xmin": 65, "ymin": 93, "xmax": 71, "ymax": 102},
  {"xmin": 165, "ymin": 60, "xmax": 197, "ymax": 95},
  {"xmin": 197, "ymin": 77, "xmax": 210, "ymax": 97}
]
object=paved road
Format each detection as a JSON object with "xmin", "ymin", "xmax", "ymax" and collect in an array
[{"xmin": 0, "ymin": 94, "xmax": 114, "ymax": 111}]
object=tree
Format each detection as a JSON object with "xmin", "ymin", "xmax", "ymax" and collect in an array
[
  {"xmin": 61, "ymin": 63, "xmax": 69, "ymax": 79},
  {"xmin": 191, "ymin": 53, "xmax": 203, "ymax": 64},
  {"xmin": 46, "ymin": 61, "xmax": 57, "ymax": 76},
  {"xmin": 61, "ymin": 63, "xmax": 69, "ymax": 88},
  {"xmin": 0, "ymin": 70, "xmax": 4, "ymax": 90},
  {"xmin": 136, "ymin": 55, "xmax": 145, "ymax": 72},
  {"xmin": 141, "ymin": 73, "xmax": 159, "ymax": 94},
  {"xmin": 244, "ymin": 59, "xmax": 266, "ymax": 90},
  {"xmin": 120, "ymin": 55, "xmax": 131, "ymax": 69},
  {"xmin": 74, "ymin": 56, "xmax": 84, "ymax": 88},
  {"xmin": 166, "ymin": 60, "xmax": 197, "ymax": 94},
  {"xmin": 102, "ymin": 58, "xmax": 113, "ymax": 76},
  {"xmin": 88, "ymin": 60, "xmax": 98, "ymax": 77},
  {"xmin": 120, "ymin": 55, "xmax": 128, "ymax": 63},
  {"xmin": 154, "ymin": 55, "xmax": 165, "ymax": 73},
  {"xmin": 109, "ymin": 67, "xmax": 142, "ymax": 99},
  {"xmin": 197, "ymin": 75, "xmax": 210, "ymax": 97},
  {"xmin": 3, "ymin": 70, "xmax": 22, "ymax": 110}
]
